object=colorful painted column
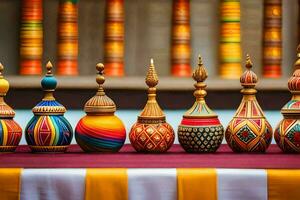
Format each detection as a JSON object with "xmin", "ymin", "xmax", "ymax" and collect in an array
[
  {"xmin": 171, "ymin": 0, "xmax": 191, "ymax": 77},
  {"xmin": 104, "ymin": 0, "xmax": 125, "ymax": 76},
  {"xmin": 20, "ymin": 0, "xmax": 43, "ymax": 75},
  {"xmin": 57, "ymin": 0, "xmax": 79, "ymax": 75},
  {"xmin": 262, "ymin": 0, "xmax": 282, "ymax": 78},
  {"xmin": 219, "ymin": 0, "xmax": 242, "ymax": 79}
]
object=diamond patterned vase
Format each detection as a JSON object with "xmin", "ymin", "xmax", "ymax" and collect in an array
[
  {"xmin": 275, "ymin": 119, "xmax": 300, "ymax": 153},
  {"xmin": 274, "ymin": 47, "xmax": 300, "ymax": 153},
  {"xmin": 129, "ymin": 59, "xmax": 175, "ymax": 153},
  {"xmin": 129, "ymin": 122, "xmax": 174, "ymax": 153},
  {"xmin": 225, "ymin": 55, "xmax": 272, "ymax": 152}
]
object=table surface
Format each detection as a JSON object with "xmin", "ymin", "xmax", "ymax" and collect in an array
[{"xmin": 1, "ymin": 144, "xmax": 299, "ymax": 169}]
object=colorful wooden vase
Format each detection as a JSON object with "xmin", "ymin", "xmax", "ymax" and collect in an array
[
  {"xmin": 274, "ymin": 47, "xmax": 300, "ymax": 153},
  {"xmin": 0, "ymin": 63, "xmax": 22, "ymax": 152},
  {"xmin": 225, "ymin": 55, "xmax": 272, "ymax": 152},
  {"xmin": 75, "ymin": 63, "xmax": 126, "ymax": 152},
  {"xmin": 178, "ymin": 56, "xmax": 224, "ymax": 153},
  {"xmin": 129, "ymin": 59, "xmax": 175, "ymax": 153},
  {"xmin": 25, "ymin": 62, "xmax": 73, "ymax": 152}
]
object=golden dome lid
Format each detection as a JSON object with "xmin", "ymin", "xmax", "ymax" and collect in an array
[
  {"xmin": 32, "ymin": 61, "xmax": 67, "ymax": 115},
  {"xmin": 239, "ymin": 54, "xmax": 258, "ymax": 95},
  {"xmin": 240, "ymin": 54, "xmax": 258, "ymax": 88},
  {"xmin": 138, "ymin": 59, "xmax": 165, "ymax": 122},
  {"xmin": 287, "ymin": 45, "xmax": 300, "ymax": 93},
  {"xmin": 183, "ymin": 55, "xmax": 217, "ymax": 118},
  {"xmin": 0, "ymin": 63, "xmax": 15, "ymax": 118},
  {"xmin": 84, "ymin": 63, "xmax": 116, "ymax": 115}
]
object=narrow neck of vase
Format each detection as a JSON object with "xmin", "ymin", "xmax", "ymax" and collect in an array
[
  {"xmin": 147, "ymin": 87, "xmax": 157, "ymax": 102},
  {"xmin": 42, "ymin": 91, "xmax": 55, "ymax": 101},
  {"xmin": 241, "ymin": 94, "xmax": 257, "ymax": 102},
  {"xmin": 291, "ymin": 94, "xmax": 300, "ymax": 101},
  {"xmin": 241, "ymin": 88, "xmax": 257, "ymax": 95},
  {"xmin": 194, "ymin": 82, "xmax": 207, "ymax": 101}
]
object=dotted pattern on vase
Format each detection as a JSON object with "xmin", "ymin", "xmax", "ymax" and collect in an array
[{"xmin": 178, "ymin": 125, "xmax": 224, "ymax": 153}]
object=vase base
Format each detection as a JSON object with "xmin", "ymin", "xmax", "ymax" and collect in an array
[
  {"xmin": 0, "ymin": 146, "xmax": 17, "ymax": 152},
  {"xmin": 29, "ymin": 145, "xmax": 68, "ymax": 153}
]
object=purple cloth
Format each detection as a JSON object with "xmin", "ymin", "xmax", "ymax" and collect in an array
[{"xmin": 0, "ymin": 144, "xmax": 298, "ymax": 168}]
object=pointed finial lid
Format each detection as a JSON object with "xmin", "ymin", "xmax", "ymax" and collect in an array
[
  {"xmin": 282, "ymin": 45, "xmax": 300, "ymax": 115},
  {"xmin": 288, "ymin": 45, "xmax": 300, "ymax": 93},
  {"xmin": 240, "ymin": 54, "xmax": 258, "ymax": 89},
  {"xmin": 32, "ymin": 61, "xmax": 66, "ymax": 115},
  {"xmin": 84, "ymin": 63, "xmax": 116, "ymax": 115},
  {"xmin": 294, "ymin": 45, "xmax": 300, "ymax": 70},
  {"xmin": 0, "ymin": 63, "xmax": 15, "ymax": 118},
  {"xmin": 183, "ymin": 55, "xmax": 216, "ymax": 118},
  {"xmin": 193, "ymin": 55, "xmax": 208, "ymax": 83},
  {"xmin": 138, "ymin": 59, "xmax": 165, "ymax": 121},
  {"xmin": 145, "ymin": 59, "xmax": 159, "ymax": 88}
]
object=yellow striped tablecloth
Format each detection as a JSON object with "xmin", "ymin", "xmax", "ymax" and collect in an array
[{"xmin": 0, "ymin": 168, "xmax": 299, "ymax": 200}]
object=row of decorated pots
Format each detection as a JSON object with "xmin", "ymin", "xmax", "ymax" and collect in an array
[{"xmin": 1, "ymin": 47, "xmax": 300, "ymax": 153}]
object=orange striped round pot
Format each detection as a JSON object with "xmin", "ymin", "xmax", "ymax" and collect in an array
[{"xmin": 75, "ymin": 115, "xmax": 126, "ymax": 152}]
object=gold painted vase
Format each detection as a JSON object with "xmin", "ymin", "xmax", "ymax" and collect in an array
[
  {"xmin": 129, "ymin": 59, "xmax": 175, "ymax": 153},
  {"xmin": 178, "ymin": 56, "xmax": 224, "ymax": 153},
  {"xmin": 225, "ymin": 55, "xmax": 272, "ymax": 152},
  {"xmin": 274, "ymin": 46, "xmax": 300, "ymax": 153}
]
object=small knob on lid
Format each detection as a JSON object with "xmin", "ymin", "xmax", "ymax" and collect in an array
[
  {"xmin": 46, "ymin": 61, "xmax": 53, "ymax": 75},
  {"xmin": 96, "ymin": 63, "xmax": 105, "ymax": 86},
  {"xmin": 0, "ymin": 63, "xmax": 3, "ymax": 76}
]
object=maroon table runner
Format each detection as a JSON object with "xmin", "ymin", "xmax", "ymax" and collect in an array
[{"xmin": 0, "ymin": 144, "xmax": 299, "ymax": 169}]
